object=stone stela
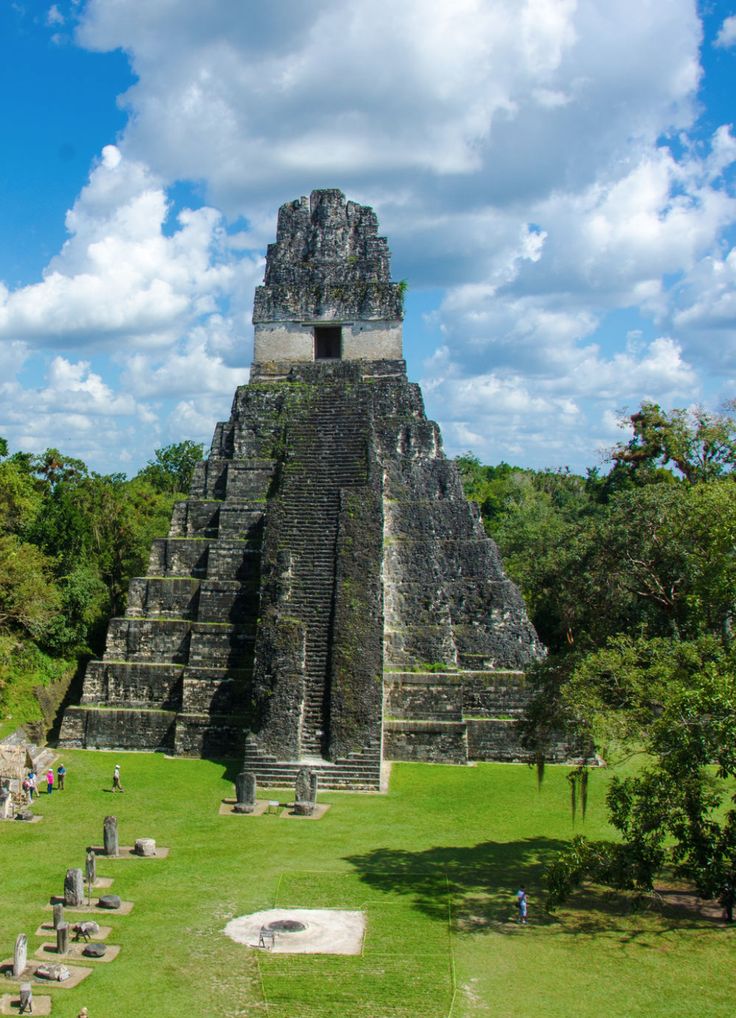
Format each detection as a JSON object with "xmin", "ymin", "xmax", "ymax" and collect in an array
[
  {"xmin": 64, "ymin": 869, "xmax": 84, "ymax": 908},
  {"xmin": 59, "ymin": 188, "xmax": 549, "ymax": 788},
  {"xmin": 103, "ymin": 815, "xmax": 119, "ymax": 857},
  {"xmin": 234, "ymin": 770, "xmax": 257, "ymax": 813},
  {"xmin": 85, "ymin": 848, "xmax": 96, "ymax": 886},
  {"xmin": 294, "ymin": 768, "xmax": 318, "ymax": 815},
  {"xmin": 13, "ymin": 934, "xmax": 27, "ymax": 979}
]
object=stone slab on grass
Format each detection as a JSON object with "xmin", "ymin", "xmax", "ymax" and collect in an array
[
  {"xmin": 279, "ymin": 803, "xmax": 331, "ymax": 820},
  {"xmin": 35, "ymin": 942, "xmax": 121, "ymax": 964},
  {"xmin": 88, "ymin": 845, "xmax": 170, "ymax": 859},
  {"xmin": 0, "ymin": 815, "xmax": 43, "ymax": 824},
  {"xmin": 0, "ymin": 992, "xmax": 52, "ymax": 1015},
  {"xmin": 45, "ymin": 899, "xmax": 134, "ymax": 915},
  {"xmin": 0, "ymin": 961, "xmax": 93, "ymax": 989},
  {"xmin": 219, "ymin": 799, "xmax": 271, "ymax": 816},
  {"xmin": 35, "ymin": 923, "xmax": 111, "ymax": 940}
]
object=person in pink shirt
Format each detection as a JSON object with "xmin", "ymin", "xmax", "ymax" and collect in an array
[{"xmin": 46, "ymin": 769, "xmax": 54, "ymax": 795}]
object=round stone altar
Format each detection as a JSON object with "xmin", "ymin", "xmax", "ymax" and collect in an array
[
  {"xmin": 224, "ymin": 908, "xmax": 366, "ymax": 955},
  {"xmin": 97, "ymin": 895, "xmax": 121, "ymax": 910}
]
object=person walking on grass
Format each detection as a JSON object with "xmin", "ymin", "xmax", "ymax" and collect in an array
[
  {"xmin": 112, "ymin": 764, "xmax": 124, "ymax": 792},
  {"xmin": 516, "ymin": 886, "xmax": 528, "ymax": 924},
  {"xmin": 46, "ymin": 769, "xmax": 54, "ymax": 794},
  {"xmin": 57, "ymin": 763, "xmax": 66, "ymax": 790}
]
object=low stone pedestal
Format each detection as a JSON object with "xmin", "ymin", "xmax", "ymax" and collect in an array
[
  {"xmin": 97, "ymin": 894, "xmax": 121, "ymax": 910},
  {"xmin": 35, "ymin": 942, "xmax": 120, "ymax": 965},
  {"xmin": 219, "ymin": 799, "xmax": 270, "ymax": 817},
  {"xmin": 0, "ymin": 992, "xmax": 52, "ymax": 1015}
]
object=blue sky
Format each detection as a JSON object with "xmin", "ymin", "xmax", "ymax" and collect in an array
[{"xmin": 0, "ymin": 0, "xmax": 735, "ymax": 475}]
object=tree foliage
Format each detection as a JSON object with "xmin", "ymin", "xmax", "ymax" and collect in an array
[
  {"xmin": 546, "ymin": 637, "xmax": 736, "ymax": 916},
  {"xmin": 611, "ymin": 401, "xmax": 736, "ymax": 483},
  {"xmin": 136, "ymin": 441, "xmax": 204, "ymax": 495},
  {"xmin": 0, "ymin": 437, "xmax": 193, "ymax": 668},
  {"xmin": 456, "ymin": 401, "xmax": 736, "ymax": 918}
]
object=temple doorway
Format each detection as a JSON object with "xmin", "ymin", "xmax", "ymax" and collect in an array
[{"xmin": 314, "ymin": 326, "xmax": 342, "ymax": 360}]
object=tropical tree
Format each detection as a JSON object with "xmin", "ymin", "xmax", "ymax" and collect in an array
[
  {"xmin": 136, "ymin": 441, "xmax": 204, "ymax": 494},
  {"xmin": 546, "ymin": 636, "xmax": 736, "ymax": 920},
  {"xmin": 611, "ymin": 401, "xmax": 736, "ymax": 483},
  {"xmin": 0, "ymin": 534, "xmax": 62, "ymax": 641}
]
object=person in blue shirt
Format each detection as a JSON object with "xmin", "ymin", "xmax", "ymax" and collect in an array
[{"xmin": 516, "ymin": 887, "xmax": 528, "ymax": 924}]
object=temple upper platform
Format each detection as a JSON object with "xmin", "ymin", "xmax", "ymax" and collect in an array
[{"xmin": 252, "ymin": 189, "xmax": 404, "ymax": 367}]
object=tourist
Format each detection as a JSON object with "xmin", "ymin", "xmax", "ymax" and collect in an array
[
  {"xmin": 27, "ymin": 771, "xmax": 37, "ymax": 801},
  {"xmin": 46, "ymin": 769, "xmax": 54, "ymax": 794},
  {"xmin": 516, "ymin": 886, "xmax": 528, "ymax": 924},
  {"xmin": 112, "ymin": 764, "xmax": 124, "ymax": 792},
  {"xmin": 57, "ymin": 763, "xmax": 66, "ymax": 790}
]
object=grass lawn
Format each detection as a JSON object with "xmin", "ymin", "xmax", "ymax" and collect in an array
[{"xmin": 0, "ymin": 753, "xmax": 731, "ymax": 1017}]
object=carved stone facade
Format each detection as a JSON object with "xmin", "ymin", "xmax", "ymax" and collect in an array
[{"xmin": 60, "ymin": 190, "xmax": 553, "ymax": 788}]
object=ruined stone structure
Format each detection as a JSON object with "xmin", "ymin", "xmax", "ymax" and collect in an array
[{"xmin": 60, "ymin": 189, "xmax": 545, "ymax": 788}]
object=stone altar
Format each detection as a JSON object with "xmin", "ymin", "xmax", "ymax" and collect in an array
[{"xmin": 60, "ymin": 189, "xmax": 547, "ymax": 786}]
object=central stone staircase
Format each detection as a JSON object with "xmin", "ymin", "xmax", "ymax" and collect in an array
[{"xmin": 242, "ymin": 376, "xmax": 384, "ymax": 788}]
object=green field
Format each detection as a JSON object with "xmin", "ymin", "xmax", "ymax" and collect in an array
[{"xmin": 0, "ymin": 753, "xmax": 731, "ymax": 1017}]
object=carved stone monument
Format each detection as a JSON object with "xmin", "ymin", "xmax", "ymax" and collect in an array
[
  {"xmin": 13, "ymin": 934, "xmax": 27, "ymax": 979},
  {"xmin": 64, "ymin": 868, "xmax": 84, "ymax": 908},
  {"xmin": 0, "ymin": 782, "xmax": 12, "ymax": 819},
  {"xmin": 234, "ymin": 770, "xmax": 257, "ymax": 814},
  {"xmin": 60, "ymin": 189, "xmax": 547, "ymax": 784},
  {"xmin": 36, "ymin": 963, "xmax": 70, "ymax": 981},
  {"xmin": 85, "ymin": 848, "xmax": 97, "ymax": 885},
  {"xmin": 294, "ymin": 767, "xmax": 317, "ymax": 816},
  {"xmin": 134, "ymin": 837, "xmax": 156, "ymax": 856},
  {"xmin": 104, "ymin": 815, "xmax": 119, "ymax": 857},
  {"xmin": 56, "ymin": 921, "xmax": 69, "ymax": 955},
  {"xmin": 73, "ymin": 920, "xmax": 100, "ymax": 942},
  {"xmin": 18, "ymin": 983, "xmax": 32, "ymax": 1014},
  {"xmin": 53, "ymin": 902, "xmax": 64, "ymax": 930}
]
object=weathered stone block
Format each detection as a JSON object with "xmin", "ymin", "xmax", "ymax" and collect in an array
[
  {"xmin": 80, "ymin": 661, "xmax": 183, "ymax": 709},
  {"xmin": 148, "ymin": 537, "xmax": 210, "ymax": 577},
  {"xmin": 384, "ymin": 673, "xmax": 464, "ymax": 721},
  {"xmin": 383, "ymin": 720, "xmax": 468, "ymax": 764},
  {"xmin": 127, "ymin": 577, "xmax": 201, "ymax": 619}
]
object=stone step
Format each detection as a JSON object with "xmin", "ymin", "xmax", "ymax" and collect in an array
[
  {"xmin": 239, "ymin": 763, "xmax": 381, "ymax": 790},
  {"xmin": 104, "ymin": 618, "xmax": 255, "ymax": 666}
]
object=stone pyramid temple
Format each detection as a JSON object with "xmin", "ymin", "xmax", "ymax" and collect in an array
[{"xmin": 60, "ymin": 189, "xmax": 545, "ymax": 788}]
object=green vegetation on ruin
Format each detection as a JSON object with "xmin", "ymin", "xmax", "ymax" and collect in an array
[{"xmin": 0, "ymin": 755, "xmax": 731, "ymax": 1018}]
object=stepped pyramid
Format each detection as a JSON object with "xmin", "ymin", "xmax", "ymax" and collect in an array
[{"xmin": 60, "ymin": 189, "xmax": 545, "ymax": 788}]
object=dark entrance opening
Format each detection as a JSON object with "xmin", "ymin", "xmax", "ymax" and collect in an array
[{"xmin": 314, "ymin": 326, "xmax": 342, "ymax": 360}]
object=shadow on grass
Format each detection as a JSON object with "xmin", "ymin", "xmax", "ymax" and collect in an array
[
  {"xmin": 346, "ymin": 837, "xmax": 564, "ymax": 932},
  {"xmin": 346, "ymin": 839, "xmax": 725, "ymax": 939}
]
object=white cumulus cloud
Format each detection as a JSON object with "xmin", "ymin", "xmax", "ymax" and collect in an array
[{"xmin": 715, "ymin": 14, "xmax": 736, "ymax": 48}]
